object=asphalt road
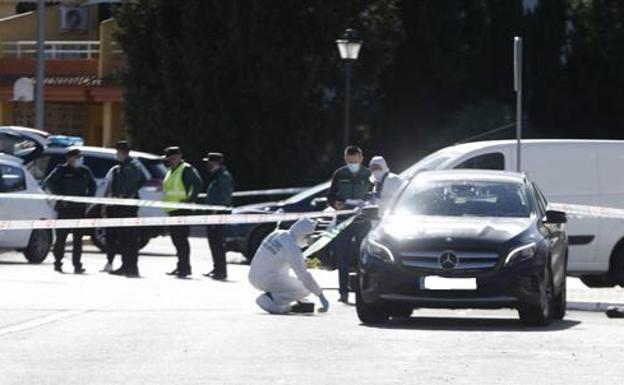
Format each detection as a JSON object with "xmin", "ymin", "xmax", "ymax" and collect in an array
[{"xmin": 1, "ymin": 236, "xmax": 623, "ymax": 385}]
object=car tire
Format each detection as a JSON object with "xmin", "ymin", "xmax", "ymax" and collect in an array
[
  {"xmin": 387, "ymin": 303, "xmax": 413, "ymax": 319},
  {"xmin": 579, "ymin": 275, "xmax": 615, "ymax": 288},
  {"xmin": 23, "ymin": 229, "xmax": 51, "ymax": 264},
  {"xmin": 552, "ymin": 273, "xmax": 567, "ymax": 321},
  {"xmin": 518, "ymin": 264, "xmax": 554, "ymax": 327},
  {"xmin": 355, "ymin": 286, "xmax": 389, "ymax": 325},
  {"xmin": 610, "ymin": 246, "xmax": 624, "ymax": 287},
  {"xmin": 244, "ymin": 225, "xmax": 274, "ymax": 263},
  {"xmin": 92, "ymin": 227, "xmax": 150, "ymax": 252}
]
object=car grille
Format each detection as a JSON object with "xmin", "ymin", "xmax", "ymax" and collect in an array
[{"xmin": 400, "ymin": 250, "xmax": 500, "ymax": 272}]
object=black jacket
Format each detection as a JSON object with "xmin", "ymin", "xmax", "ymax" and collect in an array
[{"xmin": 43, "ymin": 164, "xmax": 96, "ymax": 210}]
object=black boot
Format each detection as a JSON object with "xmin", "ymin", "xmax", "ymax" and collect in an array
[{"xmin": 291, "ymin": 301, "xmax": 315, "ymax": 314}]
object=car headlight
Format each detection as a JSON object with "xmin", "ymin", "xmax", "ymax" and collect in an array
[
  {"xmin": 364, "ymin": 238, "xmax": 394, "ymax": 263},
  {"xmin": 504, "ymin": 242, "xmax": 537, "ymax": 266}
]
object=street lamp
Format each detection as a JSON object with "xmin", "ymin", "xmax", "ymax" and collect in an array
[{"xmin": 336, "ymin": 28, "xmax": 362, "ymax": 149}]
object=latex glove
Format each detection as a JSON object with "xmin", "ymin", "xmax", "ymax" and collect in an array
[{"xmin": 318, "ymin": 292, "xmax": 330, "ymax": 313}]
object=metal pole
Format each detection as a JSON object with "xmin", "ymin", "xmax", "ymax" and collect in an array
[
  {"xmin": 35, "ymin": 0, "xmax": 45, "ymax": 130},
  {"xmin": 344, "ymin": 61, "xmax": 352, "ymax": 148},
  {"xmin": 514, "ymin": 36, "xmax": 523, "ymax": 172}
]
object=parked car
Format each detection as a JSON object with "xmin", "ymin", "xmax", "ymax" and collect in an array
[
  {"xmin": 225, "ymin": 182, "xmax": 331, "ymax": 262},
  {"xmin": 0, "ymin": 143, "xmax": 55, "ymax": 263},
  {"xmin": 356, "ymin": 170, "xmax": 568, "ymax": 326},
  {"xmin": 26, "ymin": 144, "xmax": 167, "ymax": 251},
  {"xmin": 398, "ymin": 139, "xmax": 624, "ymax": 287}
]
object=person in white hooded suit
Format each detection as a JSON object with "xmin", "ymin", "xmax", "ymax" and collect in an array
[
  {"xmin": 369, "ymin": 156, "xmax": 405, "ymax": 215},
  {"xmin": 249, "ymin": 218, "xmax": 330, "ymax": 314}
]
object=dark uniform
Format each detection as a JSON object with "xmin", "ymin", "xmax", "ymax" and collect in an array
[
  {"xmin": 163, "ymin": 147, "xmax": 202, "ymax": 278},
  {"xmin": 108, "ymin": 155, "xmax": 147, "ymax": 276},
  {"xmin": 327, "ymin": 165, "xmax": 373, "ymax": 298},
  {"xmin": 202, "ymin": 153, "xmax": 234, "ymax": 280},
  {"xmin": 43, "ymin": 151, "xmax": 96, "ymax": 273}
]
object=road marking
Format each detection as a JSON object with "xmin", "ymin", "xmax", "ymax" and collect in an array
[{"xmin": 0, "ymin": 309, "xmax": 88, "ymax": 338}]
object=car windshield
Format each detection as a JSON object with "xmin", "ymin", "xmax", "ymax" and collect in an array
[
  {"xmin": 140, "ymin": 158, "xmax": 167, "ymax": 179},
  {"xmin": 393, "ymin": 179, "xmax": 532, "ymax": 218}
]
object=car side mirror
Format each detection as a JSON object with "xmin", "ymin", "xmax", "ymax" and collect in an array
[
  {"xmin": 545, "ymin": 210, "xmax": 567, "ymax": 224},
  {"xmin": 311, "ymin": 197, "xmax": 328, "ymax": 209},
  {"xmin": 360, "ymin": 205, "xmax": 380, "ymax": 221}
]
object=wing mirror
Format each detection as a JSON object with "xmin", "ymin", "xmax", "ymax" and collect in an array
[
  {"xmin": 545, "ymin": 210, "xmax": 567, "ymax": 224},
  {"xmin": 311, "ymin": 197, "xmax": 328, "ymax": 209},
  {"xmin": 360, "ymin": 205, "xmax": 380, "ymax": 221}
]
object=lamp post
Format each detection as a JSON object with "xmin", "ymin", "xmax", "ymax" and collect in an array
[
  {"xmin": 336, "ymin": 29, "xmax": 362, "ymax": 149},
  {"xmin": 35, "ymin": 0, "xmax": 45, "ymax": 130}
]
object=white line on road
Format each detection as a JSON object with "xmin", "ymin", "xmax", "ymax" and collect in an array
[{"xmin": 0, "ymin": 309, "xmax": 89, "ymax": 338}]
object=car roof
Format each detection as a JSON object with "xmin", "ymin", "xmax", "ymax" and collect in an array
[
  {"xmin": 442, "ymin": 138, "xmax": 624, "ymax": 154},
  {"xmin": 416, "ymin": 169, "xmax": 528, "ymax": 184},
  {"xmin": 44, "ymin": 145, "xmax": 162, "ymax": 160},
  {"xmin": 0, "ymin": 125, "xmax": 49, "ymax": 139},
  {"xmin": 0, "ymin": 153, "xmax": 25, "ymax": 166}
]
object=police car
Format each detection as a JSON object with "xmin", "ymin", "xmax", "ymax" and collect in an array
[{"xmin": 0, "ymin": 127, "xmax": 55, "ymax": 263}]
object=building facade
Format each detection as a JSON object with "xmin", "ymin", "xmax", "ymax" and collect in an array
[{"xmin": 0, "ymin": 0, "xmax": 125, "ymax": 146}]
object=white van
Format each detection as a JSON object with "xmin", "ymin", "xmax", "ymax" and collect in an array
[{"xmin": 402, "ymin": 139, "xmax": 624, "ymax": 287}]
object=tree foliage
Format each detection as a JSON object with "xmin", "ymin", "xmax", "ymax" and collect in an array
[{"xmin": 117, "ymin": 0, "xmax": 624, "ymax": 187}]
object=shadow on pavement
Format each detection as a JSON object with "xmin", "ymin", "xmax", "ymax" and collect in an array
[{"xmin": 365, "ymin": 316, "xmax": 581, "ymax": 332}]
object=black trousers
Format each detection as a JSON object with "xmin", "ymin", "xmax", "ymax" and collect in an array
[
  {"xmin": 169, "ymin": 210, "xmax": 191, "ymax": 272},
  {"xmin": 105, "ymin": 206, "xmax": 120, "ymax": 264},
  {"xmin": 53, "ymin": 207, "xmax": 86, "ymax": 268},
  {"xmin": 207, "ymin": 225, "xmax": 226, "ymax": 275},
  {"xmin": 109, "ymin": 206, "xmax": 140, "ymax": 272}
]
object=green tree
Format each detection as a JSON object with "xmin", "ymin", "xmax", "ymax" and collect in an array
[{"xmin": 116, "ymin": 0, "xmax": 402, "ymax": 188}]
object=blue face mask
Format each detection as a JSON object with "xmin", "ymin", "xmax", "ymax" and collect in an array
[{"xmin": 347, "ymin": 163, "xmax": 360, "ymax": 174}]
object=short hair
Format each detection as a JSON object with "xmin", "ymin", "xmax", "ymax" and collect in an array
[{"xmin": 344, "ymin": 145, "xmax": 363, "ymax": 156}]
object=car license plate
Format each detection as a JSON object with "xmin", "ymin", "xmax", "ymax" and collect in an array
[{"xmin": 423, "ymin": 276, "xmax": 477, "ymax": 290}]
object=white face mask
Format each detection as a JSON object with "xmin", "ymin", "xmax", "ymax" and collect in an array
[
  {"xmin": 73, "ymin": 157, "xmax": 84, "ymax": 168},
  {"xmin": 347, "ymin": 163, "xmax": 360, "ymax": 173},
  {"xmin": 372, "ymin": 170, "xmax": 385, "ymax": 182}
]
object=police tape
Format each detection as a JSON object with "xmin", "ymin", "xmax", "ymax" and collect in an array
[
  {"xmin": 232, "ymin": 187, "xmax": 308, "ymax": 198},
  {"xmin": 550, "ymin": 203, "xmax": 624, "ymax": 219},
  {"xmin": 0, "ymin": 210, "xmax": 357, "ymax": 231},
  {"xmin": 0, "ymin": 193, "xmax": 231, "ymax": 212}
]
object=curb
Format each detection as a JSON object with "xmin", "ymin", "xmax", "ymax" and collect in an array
[{"xmin": 567, "ymin": 301, "xmax": 624, "ymax": 312}]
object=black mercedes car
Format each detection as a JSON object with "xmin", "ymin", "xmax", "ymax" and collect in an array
[{"xmin": 357, "ymin": 170, "xmax": 568, "ymax": 326}]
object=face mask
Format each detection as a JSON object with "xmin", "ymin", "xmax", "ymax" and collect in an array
[
  {"xmin": 372, "ymin": 170, "xmax": 385, "ymax": 182},
  {"xmin": 347, "ymin": 163, "xmax": 360, "ymax": 173},
  {"xmin": 73, "ymin": 157, "xmax": 84, "ymax": 168},
  {"xmin": 117, "ymin": 153, "xmax": 126, "ymax": 162}
]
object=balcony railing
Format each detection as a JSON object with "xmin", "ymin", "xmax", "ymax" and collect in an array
[{"xmin": 0, "ymin": 40, "xmax": 122, "ymax": 59}]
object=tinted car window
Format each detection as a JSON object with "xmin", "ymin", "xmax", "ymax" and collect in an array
[
  {"xmin": 84, "ymin": 156, "xmax": 118, "ymax": 179},
  {"xmin": 394, "ymin": 179, "xmax": 531, "ymax": 218},
  {"xmin": 140, "ymin": 158, "xmax": 167, "ymax": 179},
  {"xmin": 0, "ymin": 164, "xmax": 27, "ymax": 192},
  {"xmin": 455, "ymin": 153, "xmax": 505, "ymax": 170}
]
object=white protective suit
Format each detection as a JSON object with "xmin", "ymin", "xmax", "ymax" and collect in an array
[
  {"xmin": 248, "ymin": 218, "xmax": 323, "ymax": 314},
  {"xmin": 369, "ymin": 156, "xmax": 405, "ymax": 215}
]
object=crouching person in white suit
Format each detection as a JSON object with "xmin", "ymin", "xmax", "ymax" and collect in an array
[{"xmin": 249, "ymin": 218, "xmax": 330, "ymax": 314}]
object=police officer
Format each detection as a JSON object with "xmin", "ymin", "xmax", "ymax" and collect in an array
[
  {"xmin": 327, "ymin": 145, "xmax": 373, "ymax": 303},
  {"xmin": 43, "ymin": 147, "xmax": 96, "ymax": 274},
  {"xmin": 201, "ymin": 152, "xmax": 234, "ymax": 280},
  {"xmin": 162, "ymin": 146, "xmax": 202, "ymax": 278},
  {"xmin": 108, "ymin": 141, "xmax": 146, "ymax": 277}
]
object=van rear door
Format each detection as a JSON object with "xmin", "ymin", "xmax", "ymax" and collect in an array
[{"xmin": 517, "ymin": 142, "xmax": 600, "ymax": 273}]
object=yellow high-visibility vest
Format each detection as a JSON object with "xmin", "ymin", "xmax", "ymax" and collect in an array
[{"xmin": 163, "ymin": 162, "xmax": 190, "ymax": 212}]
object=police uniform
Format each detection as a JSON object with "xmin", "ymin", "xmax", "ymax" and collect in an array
[
  {"xmin": 108, "ymin": 141, "xmax": 147, "ymax": 277},
  {"xmin": 327, "ymin": 164, "xmax": 373, "ymax": 299},
  {"xmin": 43, "ymin": 148, "xmax": 96, "ymax": 273},
  {"xmin": 163, "ymin": 146, "xmax": 202, "ymax": 278},
  {"xmin": 202, "ymin": 152, "xmax": 234, "ymax": 280}
]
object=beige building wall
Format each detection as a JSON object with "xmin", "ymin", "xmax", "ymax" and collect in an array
[{"xmin": 0, "ymin": 4, "xmax": 99, "ymax": 51}]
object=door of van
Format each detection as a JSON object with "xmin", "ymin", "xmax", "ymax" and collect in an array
[
  {"xmin": 511, "ymin": 142, "xmax": 600, "ymax": 273},
  {"xmin": 0, "ymin": 163, "xmax": 32, "ymax": 247}
]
